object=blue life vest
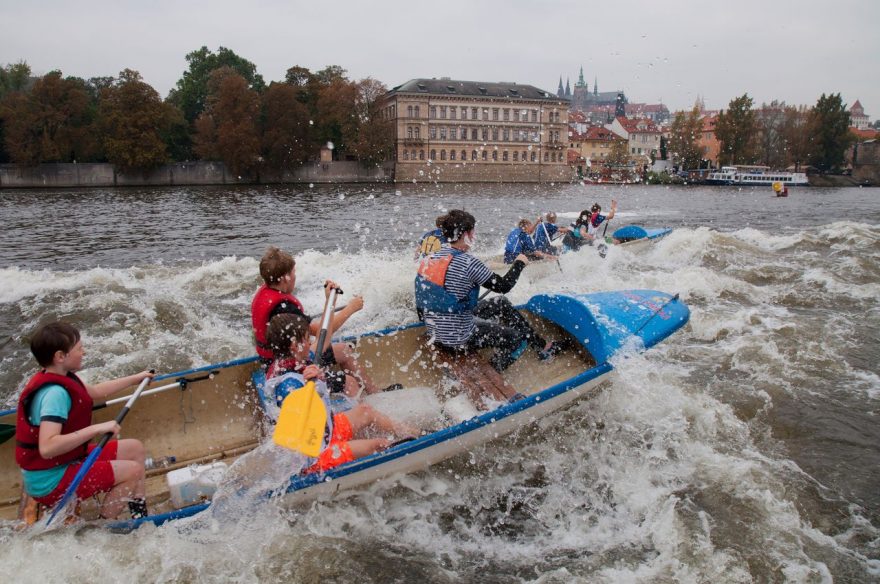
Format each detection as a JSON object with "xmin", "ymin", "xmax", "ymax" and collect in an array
[
  {"xmin": 414, "ymin": 249, "xmax": 479, "ymax": 315},
  {"xmin": 503, "ymin": 228, "xmax": 535, "ymax": 263}
]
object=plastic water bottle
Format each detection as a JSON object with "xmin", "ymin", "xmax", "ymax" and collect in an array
[{"xmin": 145, "ymin": 455, "xmax": 177, "ymax": 470}]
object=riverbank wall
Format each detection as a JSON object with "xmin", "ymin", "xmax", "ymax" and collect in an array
[{"xmin": 0, "ymin": 161, "xmax": 395, "ymax": 189}]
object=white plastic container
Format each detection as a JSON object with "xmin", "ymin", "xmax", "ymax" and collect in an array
[{"xmin": 166, "ymin": 462, "xmax": 228, "ymax": 509}]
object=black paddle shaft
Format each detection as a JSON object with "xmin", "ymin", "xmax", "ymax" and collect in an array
[{"xmin": 314, "ymin": 288, "xmax": 342, "ymax": 367}]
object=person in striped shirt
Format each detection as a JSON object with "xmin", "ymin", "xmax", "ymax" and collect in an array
[{"xmin": 414, "ymin": 210, "xmax": 561, "ymax": 401}]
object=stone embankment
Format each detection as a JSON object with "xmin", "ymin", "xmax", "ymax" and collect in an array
[{"xmin": 0, "ymin": 161, "xmax": 394, "ymax": 189}]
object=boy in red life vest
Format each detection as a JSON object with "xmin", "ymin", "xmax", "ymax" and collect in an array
[
  {"xmin": 251, "ymin": 246, "xmax": 396, "ymax": 397},
  {"xmin": 264, "ymin": 313, "xmax": 416, "ymax": 473},
  {"xmin": 15, "ymin": 322, "xmax": 153, "ymax": 519}
]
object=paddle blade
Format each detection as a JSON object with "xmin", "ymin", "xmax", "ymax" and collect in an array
[
  {"xmin": 46, "ymin": 445, "xmax": 103, "ymax": 525},
  {"xmin": 272, "ymin": 381, "xmax": 327, "ymax": 457}
]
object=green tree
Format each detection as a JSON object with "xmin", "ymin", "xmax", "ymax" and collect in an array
[
  {"xmin": 0, "ymin": 61, "xmax": 33, "ymax": 162},
  {"xmin": 808, "ymin": 93, "xmax": 853, "ymax": 172},
  {"xmin": 97, "ymin": 69, "xmax": 179, "ymax": 172},
  {"xmin": 0, "ymin": 71, "xmax": 94, "ymax": 164},
  {"xmin": 715, "ymin": 93, "xmax": 758, "ymax": 166},
  {"xmin": 261, "ymin": 81, "xmax": 312, "ymax": 170},
  {"xmin": 348, "ymin": 78, "xmax": 394, "ymax": 165},
  {"xmin": 606, "ymin": 138, "xmax": 630, "ymax": 165},
  {"xmin": 168, "ymin": 46, "xmax": 265, "ymax": 124},
  {"xmin": 668, "ymin": 106, "xmax": 703, "ymax": 170},
  {"xmin": 194, "ymin": 67, "xmax": 261, "ymax": 176}
]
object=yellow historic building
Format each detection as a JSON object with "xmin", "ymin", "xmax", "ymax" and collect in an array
[{"xmin": 380, "ymin": 78, "xmax": 571, "ymax": 183}]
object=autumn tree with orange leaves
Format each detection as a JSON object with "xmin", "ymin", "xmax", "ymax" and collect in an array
[{"xmin": 194, "ymin": 67, "xmax": 261, "ymax": 177}]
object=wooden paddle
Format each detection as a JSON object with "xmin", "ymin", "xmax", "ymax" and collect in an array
[
  {"xmin": 46, "ymin": 371, "xmax": 154, "ymax": 526},
  {"xmin": 272, "ymin": 286, "xmax": 341, "ymax": 457}
]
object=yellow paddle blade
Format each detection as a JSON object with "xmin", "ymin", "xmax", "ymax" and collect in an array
[{"xmin": 272, "ymin": 381, "xmax": 327, "ymax": 457}]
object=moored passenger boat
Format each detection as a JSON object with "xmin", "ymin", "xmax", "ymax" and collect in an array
[{"xmin": 706, "ymin": 166, "xmax": 809, "ymax": 186}]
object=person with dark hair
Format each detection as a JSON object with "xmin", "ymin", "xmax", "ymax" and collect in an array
[
  {"xmin": 562, "ymin": 199, "xmax": 617, "ymax": 252},
  {"xmin": 414, "ymin": 210, "xmax": 561, "ymax": 404},
  {"xmin": 15, "ymin": 321, "xmax": 154, "ymax": 519},
  {"xmin": 251, "ymin": 246, "xmax": 393, "ymax": 397},
  {"xmin": 262, "ymin": 313, "xmax": 415, "ymax": 473},
  {"xmin": 415, "ymin": 214, "xmax": 449, "ymax": 259}
]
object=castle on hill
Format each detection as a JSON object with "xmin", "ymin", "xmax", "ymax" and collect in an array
[{"xmin": 557, "ymin": 66, "xmax": 626, "ymax": 111}]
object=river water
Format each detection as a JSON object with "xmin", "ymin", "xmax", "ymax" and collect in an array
[{"xmin": 0, "ymin": 183, "xmax": 878, "ymax": 582}]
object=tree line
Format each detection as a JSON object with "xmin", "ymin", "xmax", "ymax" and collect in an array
[
  {"xmin": 666, "ymin": 93, "xmax": 855, "ymax": 173},
  {"xmin": 0, "ymin": 47, "xmax": 394, "ymax": 175}
]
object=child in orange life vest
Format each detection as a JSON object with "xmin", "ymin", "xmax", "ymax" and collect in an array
[
  {"xmin": 264, "ymin": 313, "xmax": 416, "ymax": 473},
  {"xmin": 14, "ymin": 321, "xmax": 153, "ymax": 519},
  {"xmin": 251, "ymin": 246, "xmax": 392, "ymax": 397}
]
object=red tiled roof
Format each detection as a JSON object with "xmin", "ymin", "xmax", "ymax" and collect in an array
[
  {"xmin": 616, "ymin": 116, "xmax": 660, "ymax": 133},
  {"xmin": 850, "ymin": 127, "xmax": 879, "ymax": 140},
  {"xmin": 851, "ymin": 99, "xmax": 862, "ymax": 110}
]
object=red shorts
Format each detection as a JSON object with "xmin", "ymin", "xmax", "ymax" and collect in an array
[
  {"xmin": 307, "ymin": 413, "xmax": 354, "ymax": 473},
  {"xmin": 33, "ymin": 441, "xmax": 119, "ymax": 507}
]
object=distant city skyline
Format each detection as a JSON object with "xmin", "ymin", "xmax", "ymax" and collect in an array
[{"xmin": 2, "ymin": 0, "xmax": 877, "ymax": 116}]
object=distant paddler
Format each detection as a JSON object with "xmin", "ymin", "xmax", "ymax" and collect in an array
[{"xmin": 772, "ymin": 182, "xmax": 789, "ymax": 197}]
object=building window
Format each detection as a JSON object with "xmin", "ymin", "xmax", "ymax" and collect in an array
[
  {"xmin": 450, "ymin": 107, "xmax": 456, "ymax": 120},
  {"xmin": 503, "ymin": 108, "xmax": 510, "ymax": 121},
  {"xmin": 531, "ymin": 110, "xmax": 538, "ymax": 122},
  {"xmin": 411, "ymin": 149, "xmax": 416, "ymax": 159},
  {"xmin": 493, "ymin": 108, "xmax": 499, "ymax": 121},
  {"xmin": 482, "ymin": 150, "xmax": 488, "ymax": 161},
  {"xmin": 492, "ymin": 128, "xmax": 499, "ymax": 141},
  {"xmin": 631, "ymin": 148, "xmax": 636, "ymax": 154},
  {"xmin": 512, "ymin": 151, "xmax": 518, "ymax": 162},
  {"xmin": 492, "ymin": 150, "xmax": 498, "ymax": 161},
  {"xmin": 450, "ymin": 149, "xmax": 456, "ymax": 160},
  {"xmin": 482, "ymin": 108, "xmax": 489, "ymax": 120},
  {"xmin": 461, "ymin": 128, "xmax": 467, "ymax": 140},
  {"xmin": 544, "ymin": 152, "xmax": 549, "ymax": 162},
  {"xmin": 513, "ymin": 110, "xmax": 520, "ymax": 122},
  {"xmin": 461, "ymin": 150, "xmax": 466, "ymax": 160},
  {"xmin": 407, "ymin": 127, "xmax": 413, "ymax": 139},
  {"xmin": 407, "ymin": 105, "xmax": 413, "ymax": 118},
  {"xmin": 419, "ymin": 150, "xmax": 425, "ymax": 160},
  {"xmin": 414, "ymin": 105, "xmax": 420, "ymax": 118},
  {"xmin": 461, "ymin": 106, "xmax": 467, "ymax": 119},
  {"xmin": 531, "ymin": 151, "xmax": 537, "ymax": 162},
  {"xmin": 440, "ymin": 106, "xmax": 447, "ymax": 119},
  {"xmin": 403, "ymin": 150, "xmax": 409, "ymax": 160},
  {"xmin": 430, "ymin": 127, "xmax": 437, "ymax": 139},
  {"xmin": 551, "ymin": 152, "xmax": 556, "ymax": 162},
  {"xmin": 430, "ymin": 149, "xmax": 436, "ymax": 160},
  {"xmin": 471, "ymin": 128, "xmax": 478, "ymax": 140},
  {"xmin": 502, "ymin": 151, "xmax": 508, "ymax": 161},
  {"xmin": 481, "ymin": 128, "xmax": 489, "ymax": 141},
  {"xmin": 522, "ymin": 150, "xmax": 527, "ymax": 161},
  {"xmin": 472, "ymin": 150, "xmax": 478, "ymax": 160},
  {"xmin": 430, "ymin": 106, "xmax": 436, "ymax": 118},
  {"xmin": 440, "ymin": 149, "xmax": 446, "ymax": 160},
  {"xmin": 440, "ymin": 127, "xmax": 447, "ymax": 140},
  {"xmin": 471, "ymin": 107, "xmax": 478, "ymax": 119},
  {"xmin": 414, "ymin": 127, "xmax": 420, "ymax": 139},
  {"xmin": 503, "ymin": 128, "xmax": 509, "ymax": 141}
]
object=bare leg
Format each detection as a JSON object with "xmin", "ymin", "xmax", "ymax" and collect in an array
[
  {"xmin": 345, "ymin": 404, "xmax": 417, "ymax": 438},
  {"xmin": 99, "ymin": 438, "xmax": 146, "ymax": 519},
  {"xmin": 348, "ymin": 438, "xmax": 392, "ymax": 458},
  {"xmin": 332, "ymin": 342, "xmax": 380, "ymax": 395}
]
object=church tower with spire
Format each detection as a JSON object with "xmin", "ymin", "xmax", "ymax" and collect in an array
[
  {"xmin": 557, "ymin": 76, "xmax": 564, "ymax": 98},
  {"xmin": 565, "ymin": 77, "xmax": 571, "ymax": 98}
]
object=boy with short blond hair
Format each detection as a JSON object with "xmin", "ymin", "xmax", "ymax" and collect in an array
[{"xmin": 251, "ymin": 246, "xmax": 397, "ymax": 397}]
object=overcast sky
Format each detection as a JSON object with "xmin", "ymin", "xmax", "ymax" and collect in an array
[{"xmin": 2, "ymin": 0, "xmax": 877, "ymax": 115}]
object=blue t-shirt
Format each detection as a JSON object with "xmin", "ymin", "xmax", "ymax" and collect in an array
[
  {"xmin": 503, "ymin": 228, "xmax": 536, "ymax": 263},
  {"xmin": 533, "ymin": 222, "xmax": 559, "ymax": 252},
  {"xmin": 22, "ymin": 384, "xmax": 72, "ymax": 497}
]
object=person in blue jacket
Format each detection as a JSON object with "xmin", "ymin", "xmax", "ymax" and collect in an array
[
  {"xmin": 532, "ymin": 212, "xmax": 569, "ymax": 255},
  {"xmin": 503, "ymin": 219, "xmax": 550, "ymax": 264}
]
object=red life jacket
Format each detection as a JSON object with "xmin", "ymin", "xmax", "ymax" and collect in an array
[
  {"xmin": 15, "ymin": 371, "xmax": 94, "ymax": 471},
  {"xmin": 251, "ymin": 285, "xmax": 305, "ymax": 360}
]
